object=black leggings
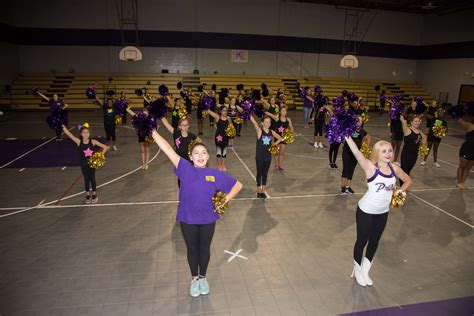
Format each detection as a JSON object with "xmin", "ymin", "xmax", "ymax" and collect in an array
[
  {"xmin": 353, "ymin": 207, "xmax": 388, "ymax": 264},
  {"xmin": 233, "ymin": 121, "xmax": 242, "ymax": 135},
  {"xmin": 81, "ymin": 165, "xmax": 97, "ymax": 192},
  {"xmin": 104, "ymin": 124, "xmax": 116, "ymax": 142},
  {"xmin": 329, "ymin": 143, "xmax": 341, "ymax": 164},
  {"xmin": 256, "ymin": 159, "xmax": 271, "ymax": 186},
  {"xmin": 314, "ymin": 120, "xmax": 324, "ymax": 136},
  {"xmin": 342, "ymin": 149, "xmax": 357, "ymax": 180},
  {"xmin": 180, "ymin": 222, "xmax": 216, "ymax": 277},
  {"xmin": 400, "ymin": 151, "xmax": 417, "ymax": 186}
]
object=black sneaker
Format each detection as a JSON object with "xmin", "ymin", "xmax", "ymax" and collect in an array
[
  {"xmin": 262, "ymin": 193, "xmax": 267, "ymax": 199},
  {"xmin": 198, "ymin": 132, "xmax": 203, "ymax": 135},
  {"xmin": 329, "ymin": 163, "xmax": 333, "ymax": 169},
  {"xmin": 236, "ymin": 133, "xmax": 241, "ymax": 137},
  {"xmin": 346, "ymin": 187, "xmax": 355, "ymax": 194},
  {"xmin": 333, "ymin": 163, "xmax": 338, "ymax": 169},
  {"xmin": 340, "ymin": 187, "xmax": 347, "ymax": 194}
]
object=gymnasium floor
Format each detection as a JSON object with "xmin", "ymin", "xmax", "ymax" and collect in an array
[{"xmin": 0, "ymin": 110, "xmax": 472, "ymax": 316}]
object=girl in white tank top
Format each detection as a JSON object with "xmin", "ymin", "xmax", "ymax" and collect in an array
[{"xmin": 344, "ymin": 136, "xmax": 412, "ymax": 288}]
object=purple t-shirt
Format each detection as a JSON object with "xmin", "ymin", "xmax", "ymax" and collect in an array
[
  {"xmin": 49, "ymin": 100, "xmax": 64, "ymax": 111},
  {"xmin": 303, "ymin": 96, "xmax": 313, "ymax": 108},
  {"xmin": 174, "ymin": 158, "xmax": 237, "ymax": 224}
]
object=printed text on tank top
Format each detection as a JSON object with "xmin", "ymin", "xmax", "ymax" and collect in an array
[{"xmin": 367, "ymin": 163, "xmax": 395, "ymax": 191}]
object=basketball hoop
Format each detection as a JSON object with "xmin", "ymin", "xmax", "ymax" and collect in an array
[
  {"xmin": 340, "ymin": 55, "xmax": 359, "ymax": 69},
  {"xmin": 119, "ymin": 46, "xmax": 143, "ymax": 61}
]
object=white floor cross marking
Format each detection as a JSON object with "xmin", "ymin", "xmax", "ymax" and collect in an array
[{"xmin": 224, "ymin": 249, "xmax": 248, "ymax": 262}]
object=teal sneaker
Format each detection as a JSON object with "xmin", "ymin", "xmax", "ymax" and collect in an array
[
  {"xmin": 199, "ymin": 277, "xmax": 210, "ymax": 295},
  {"xmin": 189, "ymin": 277, "xmax": 200, "ymax": 297}
]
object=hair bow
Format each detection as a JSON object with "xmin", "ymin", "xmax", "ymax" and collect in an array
[{"xmin": 78, "ymin": 122, "xmax": 90, "ymax": 130}]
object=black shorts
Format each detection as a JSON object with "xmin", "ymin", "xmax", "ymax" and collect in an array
[
  {"xmin": 459, "ymin": 142, "xmax": 474, "ymax": 160},
  {"xmin": 427, "ymin": 134, "xmax": 441, "ymax": 144},
  {"xmin": 138, "ymin": 135, "xmax": 146, "ymax": 143}
]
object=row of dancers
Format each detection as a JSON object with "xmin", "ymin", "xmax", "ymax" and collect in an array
[{"xmin": 33, "ymin": 83, "xmax": 473, "ymax": 297}]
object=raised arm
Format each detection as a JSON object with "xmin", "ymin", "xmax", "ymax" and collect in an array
[
  {"xmin": 63, "ymin": 103, "xmax": 69, "ymax": 110},
  {"xmin": 92, "ymin": 139, "xmax": 109, "ymax": 155},
  {"xmin": 249, "ymin": 115, "xmax": 262, "ymax": 138},
  {"xmin": 160, "ymin": 117, "xmax": 174, "ymax": 134},
  {"xmin": 458, "ymin": 117, "xmax": 474, "ymax": 131},
  {"xmin": 95, "ymin": 96, "xmax": 103, "ymax": 107},
  {"xmin": 126, "ymin": 107, "xmax": 136, "ymax": 117},
  {"xmin": 305, "ymin": 95, "xmax": 315, "ymax": 103},
  {"xmin": 37, "ymin": 91, "xmax": 50, "ymax": 102},
  {"xmin": 264, "ymin": 111, "xmax": 278, "ymax": 121},
  {"xmin": 151, "ymin": 129, "xmax": 180, "ymax": 167},
  {"xmin": 344, "ymin": 136, "xmax": 374, "ymax": 176},
  {"xmin": 207, "ymin": 109, "xmax": 220, "ymax": 120},
  {"xmin": 62, "ymin": 125, "xmax": 80, "ymax": 145},
  {"xmin": 399, "ymin": 115, "xmax": 410, "ymax": 135}
]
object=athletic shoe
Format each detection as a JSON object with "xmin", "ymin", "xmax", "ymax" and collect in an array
[
  {"xmin": 199, "ymin": 278, "xmax": 210, "ymax": 295},
  {"xmin": 346, "ymin": 187, "xmax": 355, "ymax": 194},
  {"xmin": 340, "ymin": 187, "xmax": 347, "ymax": 194},
  {"xmin": 90, "ymin": 196, "xmax": 98, "ymax": 204},
  {"xmin": 333, "ymin": 163, "xmax": 338, "ymax": 169},
  {"xmin": 420, "ymin": 161, "xmax": 426, "ymax": 166},
  {"xmin": 189, "ymin": 278, "xmax": 200, "ymax": 297},
  {"xmin": 236, "ymin": 133, "xmax": 241, "ymax": 137},
  {"xmin": 319, "ymin": 143, "xmax": 324, "ymax": 148},
  {"xmin": 314, "ymin": 142, "xmax": 319, "ymax": 148},
  {"xmin": 198, "ymin": 132, "xmax": 203, "ymax": 136},
  {"xmin": 329, "ymin": 163, "xmax": 334, "ymax": 169},
  {"xmin": 84, "ymin": 196, "xmax": 91, "ymax": 204},
  {"xmin": 228, "ymin": 144, "xmax": 233, "ymax": 148},
  {"xmin": 278, "ymin": 167, "xmax": 284, "ymax": 171},
  {"xmin": 262, "ymin": 192, "xmax": 267, "ymax": 199},
  {"xmin": 434, "ymin": 162, "xmax": 440, "ymax": 168},
  {"xmin": 457, "ymin": 183, "xmax": 467, "ymax": 190},
  {"xmin": 113, "ymin": 145, "xmax": 118, "ymax": 151}
]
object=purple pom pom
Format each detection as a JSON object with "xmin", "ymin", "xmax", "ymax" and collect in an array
[
  {"xmin": 341, "ymin": 90, "xmax": 348, "ymax": 97},
  {"xmin": 135, "ymin": 88, "xmax": 143, "ymax": 96},
  {"xmin": 332, "ymin": 96, "xmax": 345, "ymax": 114},
  {"xmin": 114, "ymin": 99, "xmax": 128, "ymax": 116},
  {"xmin": 389, "ymin": 101, "xmax": 406, "ymax": 120},
  {"xmin": 211, "ymin": 84, "xmax": 217, "ymax": 91},
  {"xmin": 395, "ymin": 94, "xmax": 404, "ymax": 102},
  {"xmin": 147, "ymin": 98, "xmax": 168, "ymax": 119},
  {"xmin": 348, "ymin": 92, "xmax": 359, "ymax": 102},
  {"xmin": 177, "ymin": 82, "xmax": 183, "ymax": 90},
  {"xmin": 180, "ymin": 90, "xmax": 188, "ymax": 99},
  {"xmin": 31, "ymin": 86, "xmax": 39, "ymax": 96},
  {"xmin": 132, "ymin": 112, "xmax": 157, "ymax": 137},
  {"xmin": 254, "ymin": 103, "xmax": 265, "ymax": 118},
  {"xmin": 448, "ymin": 104, "xmax": 465, "ymax": 120},
  {"xmin": 236, "ymin": 84, "xmax": 244, "ymax": 91},
  {"xmin": 86, "ymin": 87, "xmax": 96, "ymax": 99},
  {"xmin": 314, "ymin": 85, "xmax": 322, "ymax": 93},
  {"xmin": 46, "ymin": 108, "xmax": 68, "ymax": 132},
  {"xmin": 158, "ymin": 84, "xmax": 169, "ymax": 96},
  {"xmin": 414, "ymin": 96, "xmax": 423, "ymax": 103},
  {"xmin": 324, "ymin": 110, "xmax": 357, "ymax": 144},
  {"xmin": 202, "ymin": 95, "xmax": 212, "ymax": 110},
  {"xmin": 239, "ymin": 100, "xmax": 253, "ymax": 120},
  {"xmin": 197, "ymin": 85, "xmax": 203, "ymax": 92},
  {"xmin": 252, "ymin": 90, "xmax": 261, "ymax": 100},
  {"xmin": 299, "ymin": 88, "xmax": 306, "ymax": 99}
]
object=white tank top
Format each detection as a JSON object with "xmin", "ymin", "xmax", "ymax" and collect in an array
[{"xmin": 358, "ymin": 164, "xmax": 396, "ymax": 214}]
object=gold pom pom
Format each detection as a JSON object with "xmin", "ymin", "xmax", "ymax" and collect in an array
[
  {"xmin": 432, "ymin": 125, "xmax": 446, "ymax": 138},
  {"xmin": 145, "ymin": 93, "xmax": 153, "ymax": 100},
  {"xmin": 391, "ymin": 189, "xmax": 407, "ymax": 208},
  {"xmin": 187, "ymin": 139, "xmax": 196, "ymax": 157},
  {"xmin": 178, "ymin": 107, "xmax": 187, "ymax": 119},
  {"xmin": 233, "ymin": 117, "xmax": 243, "ymax": 125},
  {"xmin": 418, "ymin": 144, "xmax": 429, "ymax": 157},
  {"xmin": 225, "ymin": 123, "xmax": 236, "ymax": 138},
  {"xmin": 360, "ymin": 142, "xmax": 372, "ymax": 159},
  {"xmin": 87, "ymin": 151, "xmax": 106, "ymax": 169},
  {"xmin": 144, "ymin": 136, "xmax": 155, "ymax": 144},
  {"xmin": 115, "ymin": 115, "xmax": 122, "ymax": 124},
  {"xmin": 212, "ymin": 191, "xmax": 229, "ymax": 216},
  {"xmin": 361, "ymin": 112, "xmax": 369, "ymax": 123},
  {"xmin": 202, "ymin": 110, "xmax": 208, "ymax": 117},
  {"xmin": 282, "ymin": 129, "xmax": 295, "ymax": 144},
  {"xmin": 268, "ymin": 142, "xmax": 280, "ymax": 155}
]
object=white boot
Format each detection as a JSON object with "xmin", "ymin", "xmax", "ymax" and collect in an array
[
  {"xmin": 361, "ymin": 257, "xmax": 373, "ymax": 286},
  {"xmin": 351, "ymin": 260, "xmax": 367, "ymax": 287}
]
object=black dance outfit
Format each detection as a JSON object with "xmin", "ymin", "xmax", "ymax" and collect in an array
[
  {"xmin": 274, "ymin": 119, "xmax": 289, "ymax": 145},
  {"xmin": 390, "ymin": 117, "xmax": 404, "ymax": 141},
  {"xmin": 400, "ymin": 128, "xmax": 422, "ymax": 186},
  {"xmin": 215, "ymin": 119, "xmax": 230, "ymax": 157},
  {"xmin": 255, "ymin": 129, "xmax": 273, "ymax": 186},
  {"xmin": 342, "ymin": 128, "xmax": 367, "ymax": 180},
  {"xmin": 314, "ymin": 106, "xmax": 327, "ymax": 137},
  {"xmin": 228, "ymin": 105, "xmax": 241, "ymax": 136},
  {"xmin": 102, "ymin": 105, "xmax": 117, "ymax": 142},
  {"xmin": 459, "ymin": 130, "xmax": 474, "ymax": 160},
  {"xmin": 79, "ymin": 139, "xmax": 97, "ymax": 192}
]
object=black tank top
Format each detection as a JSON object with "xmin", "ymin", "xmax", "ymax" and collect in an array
[
  {"xmin": 215, "ymin": 118, "xmax": 229, "ymax": 145},
  {"xmin": 275, "ymin": 119, "xmax": 289, "ymax": 137},
  {"xmin": 79, "ymin": 139, "xmax": 95, "ymax": 167},
  {"xmin": 171, "ymin": 105, "xmax": 180, "ymax": 128},
  {"xmin": 256, "ymin": 129, "xmax": 273, "ymax": 161},
  {"xmin": 403, "ymin": 129, "xmax": 421, "ymax": 154},
  {"xmin": 466, "ymin": 130, "xmax": 474, "ymax": 145}
]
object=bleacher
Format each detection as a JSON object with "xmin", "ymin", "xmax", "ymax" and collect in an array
[{"xmin": 7, "ymin": 73, "xmax": 435, "ymax": 111}]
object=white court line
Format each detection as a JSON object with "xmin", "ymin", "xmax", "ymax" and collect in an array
[
  {"xmin": 410, "ymin": 193, "xmax": 473, "ymax": 229},
  {"xmin": 1, "ymin": 186, "xmax": 470, "ymax": 212},
  {"xmin": 19, "ymin": 168, "xmax": 26, "ymax": 172},
  {"xmin": 286, "ymin": 152, "xmax": 331, "ymax": 160},
  {"xmin": 436, "ymin": 158, "xmax": 473, "ymax": 172},
  {"xmin": 224, "ymin": 249, "xmax": 248, "ymax": 262},
  {"xmin": 0, "ymin": 149, "xmax": 161, "ymax": 218},
  {"xmin": 229, "ymin": 147, "xmax": 272, "ymax": 198},
  {"xmin": 0, "ymin": 126, "xmax": 75, "ymax": 169}
]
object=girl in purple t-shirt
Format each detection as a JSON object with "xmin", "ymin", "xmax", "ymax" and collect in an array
[
  {"xmin": 150, "ymin": 129, "xmax": 243, "ymax": 298},
  {"xmin": 35, "ymin": 90, "xmax": 69, "ymax": 140}
]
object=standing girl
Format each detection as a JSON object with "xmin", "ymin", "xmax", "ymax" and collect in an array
[
  {"xmin": 62, "ymin": 124, "xmax": 109, "ymax": 204},
  {"xmin": 35, "ymin": 91, "xmax": 69, "ymax": 140},
  {"xmin": 208, "ymin": 106, "xmax": 233, "ymax": 171},
  {"xmin": 341, "ymin": 116, "xmax": 371, "ymax": 194},
  {"xmin": 249, "ymin": 114, "xmax": 282, "ymax": 198},
  {"xmin": 345, "ymin": 138, "xmax": 411, "ymax": 286},
  {"xmin": 126, "ymin": 107, "xmax": 152, "ymax": 170},
  {"xmin": 303, "ymin": 88, "xmax": 314, "ymax": 128},
  {"xmin": 228, "ymin": 97, "xmax": 241, "ymax": 145},
  {"xmin": 266, "ymin": 106, "xmax": 294, "ymax": 171},
  {"xmin": 150, "ymin": 130, "xmax": 242, "ymax": 297},
  {"xmin": 456, "ymin": 116, "xmax": 474, "ymax": 189},
  {"xmin": 421, "ymin": 109, "xmax": 447, "ymax": 168},
  {"xmin": 399, "ymin": 115, "xmax": 426, "ymax": 186},
  {"xmin": 313, "ymin": 103, "xmax": 328, "ymax": 148},
  {"xmin": 95, "ymin": 96, "xmax": 118, "ymax": 151}
]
